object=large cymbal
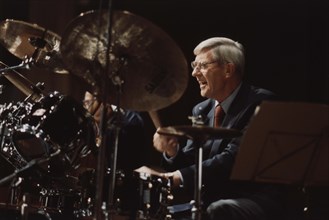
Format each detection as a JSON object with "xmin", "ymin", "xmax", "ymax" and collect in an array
[
  {"xmin": 60, "ymin": 10, "xmax": 188, "ymax": 111},
  {"xmin": 157, "ymin": 125, "xmax": 242, "ymax": 140},
  {"xmin": 0, "ymin": 19, "xmax": 68, "ymax": 74}
]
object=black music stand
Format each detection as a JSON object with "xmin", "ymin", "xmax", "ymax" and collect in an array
[{"xmin": 231, "ymin": 101, "xmax": 328, "ymax": 186}]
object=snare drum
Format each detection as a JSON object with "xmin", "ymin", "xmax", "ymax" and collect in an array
[
  {"xmin": 76, "ymin": 168, "xmax": 129, "ymax": 217},
  {"xmin": 39, "ymin": 188, "xmax": 81, "ymax": 214},
  {"xmin": 134, "ymin": 172, "xmax": 173, "ymax": 219}
]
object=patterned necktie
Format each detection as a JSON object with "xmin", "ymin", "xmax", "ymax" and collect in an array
[{"xmin": 213, "ymin": 104, "xmax": 225, "ymax": 127}]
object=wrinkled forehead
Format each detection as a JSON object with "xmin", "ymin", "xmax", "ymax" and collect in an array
[{"xmin": 194, "ymin": 49, "xmax": 214, "ymax": 60}]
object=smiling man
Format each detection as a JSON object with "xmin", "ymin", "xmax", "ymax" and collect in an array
[{"xmin": 135, "ymin": 37, "xmax": 304, "ymax": 220}]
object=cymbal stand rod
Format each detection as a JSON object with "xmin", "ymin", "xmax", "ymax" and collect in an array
[
  {"xmin": 105, "ymin": 0, "xmax": 124, "ymax": 214},
  {"xmin": 187, "ymin": 116, "xmax": 206, "ymax": 220},
  {"xmin": 191, "ymin": 137, "xmax": 204, "ymax": 220},
  {"xmin": 107, "ymin": 112, "xmax": 122, "ymax": 208},
  {"xmin": 93, "ymin": 0, "xmax": 116, "ymax": 219},
  {"xmin": 0, "ymin": 58, "xmax": 32, "ymax": 73},
  {"xmin": 94, "ymin": 103, "xmax": 108, "ymax": 220}
]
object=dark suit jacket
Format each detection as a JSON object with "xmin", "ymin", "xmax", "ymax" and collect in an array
[{"xmin": 162, "ymin": 82, "xmax": 277, "ymax": 206}]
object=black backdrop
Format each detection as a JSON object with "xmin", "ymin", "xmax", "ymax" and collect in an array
[
  {"xmin": 0, "ymin": 1, "xmax": 328, "ymax": 218},
  {"xmin": 0, "ymin": 0, "xmax": 328, "ymax": 180}
]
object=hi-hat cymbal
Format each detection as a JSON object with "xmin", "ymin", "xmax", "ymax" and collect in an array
[
  {"xmin": 60, "ymin": 10, "xmax": 188, "ymax": 112},
  {"xmin": 157, "ymin": 125, "xmax": 242, "ymax": 140},
  {"xmin": 0, "ymin": 19, "xmax": 68, "ymax": 74}
]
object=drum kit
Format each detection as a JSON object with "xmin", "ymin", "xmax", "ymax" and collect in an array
[
  {"xmin": 0, "ymin": 8, "xmax": 241, "ymax": 220},
  {"xmin": 0, "ymin": 8, "xmax": 189, "ymax": 220}
]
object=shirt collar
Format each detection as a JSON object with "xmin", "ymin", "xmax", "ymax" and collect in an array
[{"xmin": 215, "ymin": 83, "xmax": 242, "ymax": 114}]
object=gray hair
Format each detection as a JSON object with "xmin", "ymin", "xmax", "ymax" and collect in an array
[{"xmin": 193, "ymin": 37, "xmax": 245, "ymax": 76}]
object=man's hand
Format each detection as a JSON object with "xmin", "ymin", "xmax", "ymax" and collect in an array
[
  {"xmin": 134, "ymin": 166, "xmax": 163, "ymax": 177},
  {"xmin": 135, "ymin": 166, "xmax": 182, "ymax": 188},
  {"xmin": 153, "ymin": 128, "xmax": 179, "ymax": 157}
]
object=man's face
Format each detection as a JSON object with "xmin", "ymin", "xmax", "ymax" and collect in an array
[
  {"xmin": 191, "ymin": 51, "xmax": 227, "ymax": 100},
  {"xmin": 83, "ymin": 91, "xmax": 101, "ymax": 122}
]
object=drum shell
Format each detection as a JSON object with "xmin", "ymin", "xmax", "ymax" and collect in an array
[
  {"xmin": 0, "ymin": 92, "xmax": 97, "ymax": 197},
  {"xmin": 77, "ymin": 169, "xmax": 172, "ymax": 219}
]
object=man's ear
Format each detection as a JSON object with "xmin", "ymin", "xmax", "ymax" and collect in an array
[{"xmin": 225, "ymin": 62, "xmax": 235, "ymax": 78}]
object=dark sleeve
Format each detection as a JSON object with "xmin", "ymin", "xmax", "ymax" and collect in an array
[
  {"xmin": 160, "ymin": 103, "xmax": 207, "ymax": 171},
  {"xmin": 179, "ymin": 88, "xmax": 277, "ymax": 193},
  {"xmin": 109, "ymin": 111, "xmax": 147, "ymax": 171},
  {"xmin": 180, "ymin": 102, "xmax": 259, "ymax": 191}
]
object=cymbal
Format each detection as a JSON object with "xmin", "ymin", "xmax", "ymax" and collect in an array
[
  {"xmin": 0, "ymin": 19, "xmax": 68, "ymax": 74},
  {"xmin": 60, "ymin": 10, "xmax": 188, "ymax": 111},
  {"xmin": 157, "ymin": 125, "xmax": 242, "ymax": 140}
]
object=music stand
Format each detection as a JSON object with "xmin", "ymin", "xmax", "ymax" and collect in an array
[{"xmin": 231, "ymin": 101, "xmax": 328, "ymax": 187}]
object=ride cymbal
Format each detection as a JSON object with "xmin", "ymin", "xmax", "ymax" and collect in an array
[
  {"xmin": 157, "ymin": 125, "xmax": 242, "ymax": 140},
  {"xmin": 60, "ymin": 10, "xmax": 188, "ymax": 111},
  {"xmin": 0, "ymin": 19, "xmax": 68, "ymax": 74}
]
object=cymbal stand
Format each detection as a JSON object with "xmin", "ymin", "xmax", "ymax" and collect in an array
[
  {"xmin": 0, "ymin": 58, "xmax": 33, "ymax": 72},
  {"xmin": 106, "ymin": 44, "xmax": 127, "ymax": 220},
  {"xmin": 189, "ymin": 116, "xmax": 207, "ymax": 220},
  {"xmin": 0, "ymin": 146, "xmax": 62, "ymax": 186},
  {"xmin": 0, "ymin": 48, "xmax": 48, "ymax": 102},
  {"xmin": 0, "ymin": 28, "xmax": 49, "ymax": 74},
  {"xmin": 0, "ymin": 149, "xmax": 61, "ymax": 219},
  {"xmin": 107, "ymin": 108, "xmax": 123, "ymax": 207},
  {"xmin": 190, "ymin": 137, "xmax": 207, "ymax": 220},
  {"xmin": 94, "ymin": 102, "xmax": 109, "ymax": 220},
  {"xmin": 93, "ymin": 0, "xmax": 117, "ymax": 219}
]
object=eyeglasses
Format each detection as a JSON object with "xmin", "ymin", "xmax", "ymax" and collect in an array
[
  {"xmin": 82, "ymin": 97, "xmax": 97, "ymax": 110},
  {"xmin": 191, "ymin": 60, "xmax": 218, "ymax": 71}
]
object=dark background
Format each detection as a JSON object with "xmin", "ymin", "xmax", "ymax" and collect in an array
[
  {"xmin": 0, "ymin": 0, "xmax": 328, "ymax": 164},
  {"xmin": 1, "ymin": 0, "xmax": 328, "ymax": 103},
  {"xmin": 0, "ymin": 0, "xmax": 328, "ymax": 213},
  {"xmin": 0, "ymin": 0, "xmax": 328, "ymax": 169}
]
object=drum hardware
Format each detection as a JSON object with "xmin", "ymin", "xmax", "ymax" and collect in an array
[
  {"xmin": 0, "ymin": 19, "xmax": 69, "ymax": 74},
  {"xmin": 0, "ymin": 202, "xmax": 59, "ymax": 220},
  {"xmin": 135, "ymin": 172, "xmax": 174, "ymax": 220},
  {"xmin": 0, "ymin": 56, "xmax": 34, "ymax": 72},
  {"xmin": 74, "ymin": 168, "xmax": 174, "ymax": 219},
  {"xmin": 0, "ymin": 84, "xmax": 4, "ymax": 95},
  {"xmin": 157, "ymin": 125, "xmax": 242, "ymax": 140},
  {"xmin": 9, "ymin": 177, "xmax": 23, "ymax": 205},
  {"xmin": 21, "ymin": 193, "xmax": 31, "ymax": 220},
  {"xmin": 39, "ymin": 188, "xmax": 81, "ymax": 213},
  {"xmin": 74, "ymin": 168, "xmax": 128, "ymax": 218},
  {"xmin": 158, "ymin": 123, "xmax": 242, "ymax": 220},
  {"xmin": 0, "ymin": 101, "xmax": 33, "ymax": 126},
  {"xmin": 0, "ymin": 61, "xmax": 45, "ymax": 102},
  {"xmin": 0, "ymin": 147, "xmax": 62, "ymax": 186},
  {"xmin": 0, "ymin": 92, "xmax": 97, "ymax": 189},
  {"xmin": 58, "ymin": 7, "xmax": 189, "ymax": 218},
  {"xmin": 0, "ymin": 91, "xmax": 96, "ymax": 219},
  {"xmin": 0, "ymin": 148, "xmax": 84, "ymax": 218},
  {"xmin": 7, "ymin": 175, "xmax": 43, "ymax": 207},
  {"xmin": 60, "ymin": 9, "xmax": 189, "ymax": 112},
  {"xmin": 1, "ymin": 3, "xmax": 189, "ymax": 219},
  {"xmin": 0, "ymin": 103, "xmax": 34, "ymax": 170}
]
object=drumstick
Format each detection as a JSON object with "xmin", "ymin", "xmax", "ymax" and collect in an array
[{"xmin": 148, "ymin": 110, "xmax": 162, "ymax": 129}]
